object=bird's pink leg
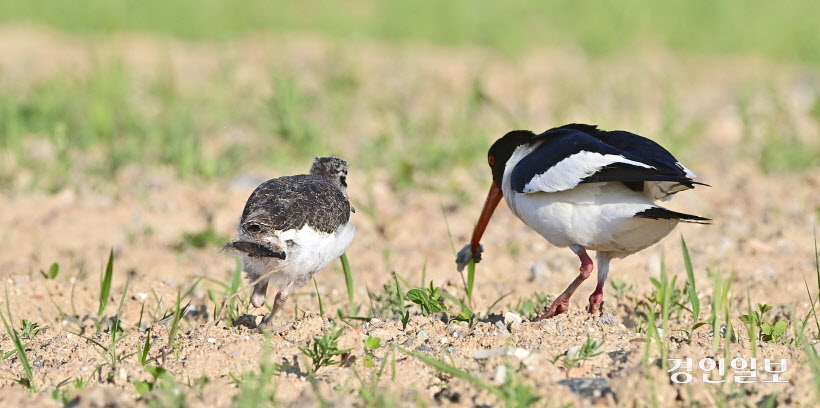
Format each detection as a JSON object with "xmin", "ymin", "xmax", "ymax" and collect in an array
[
  {"xmin": 587, "ymin": 253, "xmax": 611, "ymax": 314},
  {"xmin": 588, "ymin": 281, "xmax": 605, "ymax": 314},
  {"xmin": 534, "ymin": 247, "xmax": 593, "ymax": 321}
]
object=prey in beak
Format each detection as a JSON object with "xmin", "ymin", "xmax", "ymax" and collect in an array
[{"xmin": 456, "ymin": 181, "xmax": 503, "ymax": 271}]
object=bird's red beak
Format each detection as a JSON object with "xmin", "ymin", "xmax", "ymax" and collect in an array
[{"xmin": 470, "ymin": 181, "xmax": 503, "ymax": 253}]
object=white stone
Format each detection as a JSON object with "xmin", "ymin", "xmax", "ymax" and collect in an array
[
  {"xmin": 504, "ymin": 312, "xmax": 523, "ymax": 331},
  {"xmin": 493, "ymin": 365, "xmax": 507, "ymax": 384}
]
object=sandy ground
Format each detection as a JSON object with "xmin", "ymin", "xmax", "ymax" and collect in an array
[{"xmin": 1, "ymin": 27, "xmax": 819, "ymax": 407}]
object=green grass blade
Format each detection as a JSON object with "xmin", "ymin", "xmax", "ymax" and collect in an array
[
  {"xmin": 486, "ymin": 291, "xmax": 515, "ymax": 316},
  {"xmin": 466, "ymin": 260, "xmax": 475, "ymax": 303},
  {"xmin": 166, "ymin": 290, "xmax": 183, "ymax": 352},
  {"xmin": 440, "ymin": 203, "xmax": 457, "ymax": 256},
  {"xmin": 399, "ymin": 347, "xmax": 499, "ymax": 398},
  {"xmin": 802, "ymin": 273, "xmax": 820, "ymax": 335},
  {"xmin": 313, "ymin": 278, "xmax": 324, "ymax": 316},
  {"xmin": 2, "ymin": 287, "xmax": 35, "ymax": 392},
  {"xmin": 109, "ymin": 275, "xmax": 132, "ymax": 365},
  {"xmin": 815, "ymin": 229, "xmax": 820, "ymax": 313},
  {"xmin": 681, "ymin": 235, "xmax": 699, "ymax": 323},
  {"xmin": 115, "ymin": 275, "xmax": 131, "ymax": 321},
  {"xmin": 393, "ymin": 272, "xmax": 404, "ymax": 307},
  {"xmin": 226, "ymin": 260, "xmax": 242, "ymax": 322},
  {"xmin": 230, "ymin": 261, "xmax": 242, "ymax": 294},
  {"xmin": 98, "ymin": 249, "xmax": 114, "ymax": 316},
  {"xmin": 340, "ymin": 253, "xmax": 354, "ymax": 312},
  {"xmin": 139, "ymin": 330, "xmax": 151, "ymax": 365}
]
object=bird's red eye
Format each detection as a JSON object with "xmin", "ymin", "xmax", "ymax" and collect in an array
[{"xmin": 488, "ymin": 155, "xmax": 496, "ymax": 166}]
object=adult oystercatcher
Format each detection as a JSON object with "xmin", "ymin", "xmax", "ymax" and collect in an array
[
  {"xmin": 226, "ymin": 156, "xmax": 356, "ymax": 331},
  {"xmin": 456, "ymin": 124, "xmax": 708, "ymax": 320}
]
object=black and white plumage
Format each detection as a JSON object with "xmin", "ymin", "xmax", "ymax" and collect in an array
[
  {"xmin": 457, "ymin": 124, "xmax": 709, "ymax": 320},
  {"xmin": 226, "ymin": 156, "xmax": 355, "ymax": 330}
]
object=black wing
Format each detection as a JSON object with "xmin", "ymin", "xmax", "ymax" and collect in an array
[
  {"xmin": 510, "ymin": 124, "xmax": 700, "ymax": 195},
  {"xmin": 633, "ymin": 207, "xmax": 711, "ymax": 224},
  {"xmin": 241, "ymin": 174, "xmax": 351, "ymax": 234}
]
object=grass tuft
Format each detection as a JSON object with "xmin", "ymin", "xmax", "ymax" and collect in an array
[{"xmin": 1, "ymin": 287, "xmax": 36, "ymax": 392}]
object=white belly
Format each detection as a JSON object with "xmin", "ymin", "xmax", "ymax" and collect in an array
[
  {"xmin": 504, "ymin": 181, "xmax": 678, "ymax": 256},
  {"xmin": 245, "ymin": 222, "xmax": 356, "ymax": 288}
]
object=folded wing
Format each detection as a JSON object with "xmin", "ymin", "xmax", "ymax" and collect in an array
[{"xmin": 511, "ymin": 124, "xmax": 704, "ymax": 200}]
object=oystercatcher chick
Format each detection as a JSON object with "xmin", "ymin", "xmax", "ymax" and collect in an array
[
  {"xmin": 226, "ymin": 156, "xmax": 355, "ymax": 331},
  {"xmin": 456, "ymin": 124, "xmax": 709, "ymax": 320}
]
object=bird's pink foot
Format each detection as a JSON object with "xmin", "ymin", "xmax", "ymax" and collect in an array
[
  {"xmin": 534, "ymin": 295, "xmax": 571, "ymax": 321},
  {"xmin": 587, "ymin": 279, "xmax": 606, "ymax": 314},
  {"xmin": 533, "ymin": 248, "xmax": 594, "ymax": 321},
  {"xmin": 588, "ymin": 292, "xmax": 604, "ymax": 314}
]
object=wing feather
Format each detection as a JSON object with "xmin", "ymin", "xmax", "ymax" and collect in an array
[{"xmin": 510, "ymin": 125, "xmax": 701, "ymax": 197}]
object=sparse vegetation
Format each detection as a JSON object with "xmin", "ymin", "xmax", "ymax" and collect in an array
[
  {"xmin": 551, "ymin": 337, "xmax": 605, "ymax": 372},
  {"xmin": 178, "ymin": 226, "xmax": 229, "ymax": 250},
  {"xmin": 1, "ymin": 288, "xmax": 36, "ymax": 392},
  {"xmin": 40, "ymin": 262, "xmax": 59, "ymax": 280},
  {"xmin": 406, "ymin": 281, "xmax": 448, "ymax": 316},
  {"xmin": 0, "ymin": 4, "xmax": 818, "ymax": 406},
  {"xmin": 19, "ymin": 318, "xmax": 43, "ymax": 340},
  {"xmin": 401, "ymin": 347, "xmax": 542, "ymax": 408},
  {"xmin": 339, "ymin": 253, "xmax": 357, "ymax": 315},
  {"xmin": 299, "ymin": 325, "xmax": 350, "ymax": 374},
  {"xmin": 739, "ymin": 303, "xmax": 789, "ymax": 344},
  {"xmin": 232, "ymin": 340, "xmax": 280, "ymax": 407},
  {"xmin": 513, "ymin": 292, "xmax": 549, "ymax": 319}
]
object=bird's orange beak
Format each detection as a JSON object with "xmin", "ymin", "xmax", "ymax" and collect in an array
[{"xmin": 470, "ymin": 181, "xmax": 503, "ymax": 253}]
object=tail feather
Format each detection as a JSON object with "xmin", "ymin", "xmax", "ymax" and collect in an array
[
  {"xmin": 633, "ymin": 207, "xmax": 711, "ymax": 224},
  {"xmin": 223, "ymin": 241, "xmax": 287, "ymax": 259}
]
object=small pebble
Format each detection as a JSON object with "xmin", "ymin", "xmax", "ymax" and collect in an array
[
  {"xmin": 207, "ymin": 338, "xmax": 217, "ymax": 344},
  {"xmin": 597, "ymin": 313, "xmax": 618, "ymax": 326},
  {"xmin": 493, "ymin": 365, "xmax": 507, "ymax": 384},
  {"xmin": 416, "ymin": 330, "xmax": 429, "ymax": 342},
  {"xmin": 474, "ymin": 348, "xmax": 507, "ymax": 359},
  {"xmin": 504, "ymin": 312, "xmax": 523, "ymax": 331},
  {"xmin": 453, "ymin": 331, "xmax": 463, "ymax": 338},
  {"xmin": 511, "ymin": 348, "xmax": 530, "ymax": 360},
  {"xmin": 474, "ymin": 347, "xmax": 531, "ymax": 360},
  {"xmin": 416, "ymin": 344, "xmax": 431, "ymax": 352},
  {"xmin": 440, "ymin": 337, "xmax": 449, "ymax": 344},
  {"xmin": 521, "ymin": 352, "xmax": 542, "ymax": 370},
  {"xmin": 494, "ymin": 320, "xmax": 510, "ymax": 334}
]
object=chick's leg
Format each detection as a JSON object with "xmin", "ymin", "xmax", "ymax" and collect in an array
[{"xmin": 257, "ymin": 281, "xmax": 296, "ymax": 333}]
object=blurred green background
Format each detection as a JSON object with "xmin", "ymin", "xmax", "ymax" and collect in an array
[
  {"xmin": 2, "ymin": 0, "xmax": 819, "ymax": 62},
  {"xmin": 0, "ymin": 1, "xmax": 818, "ymax": 192}
]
